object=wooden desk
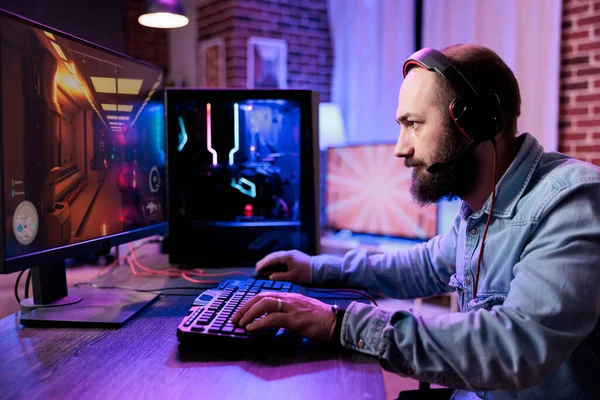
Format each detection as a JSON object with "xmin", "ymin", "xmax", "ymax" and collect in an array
[{"xmin": 0, "ymin": 243, "xmax": 385, "ymax": 400}]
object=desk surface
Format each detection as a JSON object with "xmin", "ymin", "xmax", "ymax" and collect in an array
[{"xmin": 0, "ymin": 243, "xmax": 385, "ymax": 400}]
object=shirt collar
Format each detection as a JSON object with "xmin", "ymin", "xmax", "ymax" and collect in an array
[{"xmin": 460, "ymin": 133, "xmax": 544, "ymax": 220}]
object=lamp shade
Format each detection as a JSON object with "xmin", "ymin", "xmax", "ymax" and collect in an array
[
  {"xmin": 138, "ymin": 0, "xmax": 189, "ymax": 29},
  {"xmin": 319, "ymin": 103, "xmax": 346, "ymax": 149}
]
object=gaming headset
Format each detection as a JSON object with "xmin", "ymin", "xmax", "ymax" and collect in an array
[{"xmin": 402, "ymin": 48, "xmax": 505, "ymax": 173}]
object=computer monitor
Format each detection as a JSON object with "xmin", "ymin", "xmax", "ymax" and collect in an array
[
  {"xmin": 325, "ymin": 143, "xmax": 438, "ymax": 241},
  {"xmin": 0, "ymin": 9, "xmax": 167, "ymax": 326},
  {"xmin": 166, "ymin": 89, "xmax": 320, "ymax": 267}
]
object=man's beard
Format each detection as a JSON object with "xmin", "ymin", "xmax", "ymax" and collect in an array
[{"xmin": 405, "ymin": 128, "xmax": 477, "ymax": 206}]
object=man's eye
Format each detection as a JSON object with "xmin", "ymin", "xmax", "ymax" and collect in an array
[{"xmin": 409, "ymin": 121, "xmax": 418, "ymax": 129}]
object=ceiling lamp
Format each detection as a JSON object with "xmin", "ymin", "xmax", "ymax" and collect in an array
[{"xmin": 138, "ymin": 0, "xmax": 189, "ymax": 29}]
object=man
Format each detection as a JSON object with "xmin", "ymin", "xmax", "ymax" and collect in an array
[{"xmin": 232, "ymin": 44, "xmax": 600, "ymax": 399}]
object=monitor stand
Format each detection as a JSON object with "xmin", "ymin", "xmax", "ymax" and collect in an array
[{"xmin": 19, "ymin": 260, "xmax": 158, "ymax": 328}]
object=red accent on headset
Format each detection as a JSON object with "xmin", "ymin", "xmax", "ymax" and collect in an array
[
  {"xmin": 403, "ymin": 60, "xmax": 427, "ymax": 77},
  {"xmin": 448, "ymin": 101, "xmax": 474, "ymax": 141}
]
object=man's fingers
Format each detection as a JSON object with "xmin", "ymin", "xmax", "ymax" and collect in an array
[
  {"xmin": 246, "ymin": 313, "xmax": 287, "ymax": 331},
  {"xmin": 231, "ymin": 294, "xmax": 264, "ymax": 323},
  {"xmin": 235, "ymin": 297, "xmax": 280, "ymax": 326},
  {"xmin": 268, "ymin": 272, "xmax": 290, "ymax": 281},
  {"xmin": 232, "ymin": 293, "xmax": 286, "ymax": 323},
  {"xmin": 256, "ymin": 251, "xmax": 289, "ymax": 271}
]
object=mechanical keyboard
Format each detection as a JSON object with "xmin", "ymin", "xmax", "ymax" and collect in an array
[{"xmin": 176, "ymin": 278, "xmax": 370, "ymax": 349}]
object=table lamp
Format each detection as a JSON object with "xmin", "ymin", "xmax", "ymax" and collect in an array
[{"xmin": 319, "ymin": 103, "xmax": 346, "ymax": 149}]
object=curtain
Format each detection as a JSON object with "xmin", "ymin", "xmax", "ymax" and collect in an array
[
  {"xmin": 168, "ymin": 0, "xmax": 198, "ymax": 87},
  {"xmin": 422, "ymin": 0, "xmax": 563, "ymax": 151},
  {"xmin": 327, "ymin": 0, "xmax": 416, "ymax": 144}
]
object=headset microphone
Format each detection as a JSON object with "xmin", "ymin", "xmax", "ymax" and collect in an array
[{"xmin": 426, "ymin": 140, "xmax": 479, "ymax": 174}]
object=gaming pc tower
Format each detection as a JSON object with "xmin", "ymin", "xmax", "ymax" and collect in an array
[
  {"xmin": 0, "ymin": 8, "xmax": 167, "ymax": 326},
  {"xmin": 166, "ymin": 89, "xmax": 320, "ymax": 267}
]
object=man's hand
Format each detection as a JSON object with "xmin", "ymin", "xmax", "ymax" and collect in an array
[
  {"xmin": 231, "ymin": 292, "xmax": 336, "ymax": 343},
  {"xmin": 255, "ymin": 250, "xmax": 311, "ymax": 284}
]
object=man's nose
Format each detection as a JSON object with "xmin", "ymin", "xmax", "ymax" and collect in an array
[{"xmin": 395, "ymin": 128, "xmax": 414, "ymax": 158}]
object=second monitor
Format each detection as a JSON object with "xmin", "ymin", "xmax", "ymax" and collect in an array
[{"xmin": 325, "ymin": 143, "xmax": 438, "ymax": 241}]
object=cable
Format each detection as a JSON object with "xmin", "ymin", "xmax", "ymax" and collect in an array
[
  {"xmin": 100, "ymin": 243, "xmax": 246, "ymax": 285},
  {"xmin": 185, "ymin": 269, "xmax": 252, "ymax": 278},
  {"xmin": 308, "ymin": 288, "xmax": 379, "ymax": 307},
  {"xmin": 181, "ymin": 271, "xmax": 220, "ymax": 285},
  {"xmin": 24, "ymin": 270, "xmax": 32, "ymax": 299},
  {"xmin": 14, "ymin": 269, "xmax": 27, "ymax": 304},
  {"xmin": 474, "ymin": 141, "xmax": 498, "ymax": 298},
  {"xmin": 73, "ymin": 282, "xmax": 204, "ymax": 296},
  {"xmin": 127, "ymin": 243, "xmax": 251, "ymax": 281},
  {"xmin": 126, "ymin": 253, "xmax": 183, "ymax": 277},
  {"xmin": 96, "ymin": 257, "xmax": 124, "ymax": 277},
  {"xmin": 97, "ymin": 238, "xmax": 160, "ymax": 277}
]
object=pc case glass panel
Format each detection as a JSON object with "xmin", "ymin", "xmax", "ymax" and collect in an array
[
  {"xmin": 171, "ymin": 97, "xmax": 306, "ymax": 264},
  {"xmin": 1, "ymin": 13, "xmax": 166, "ymax": 259},
  {"xmin": 326, "ymin": 143, "xmax": 438, "ymax": 240}
]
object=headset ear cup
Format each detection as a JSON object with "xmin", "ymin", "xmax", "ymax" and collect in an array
[
  {"xmin": 491, "ymin": 93, "xmax": 505, "ymax": 133},
  {"xmin": 478, "ymin": 93, "xmax": 504, "ymax": 140},
  {"xmin": 449, "ymin": 98, "xmax": 473, "ymax": 141},
  {"xmin": 450, "ymin": 95, "xmax": 505, "ymax": 143}
]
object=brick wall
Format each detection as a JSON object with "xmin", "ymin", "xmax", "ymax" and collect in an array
[
  {"xmin": 197, "ymin": 0, "xmax": 333, "ymax": 101},
  {"xmin": 124, "ymin": 0, "xmax": 170, "ymax": 74},
  {"xmin": 559, "ymin": 0, "xmax": 600, "ymax": 166}
]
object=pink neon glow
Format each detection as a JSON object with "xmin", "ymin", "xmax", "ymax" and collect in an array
[{"xmin": 206, "ymin": 103, "xmax": 217, "ymax": 165}]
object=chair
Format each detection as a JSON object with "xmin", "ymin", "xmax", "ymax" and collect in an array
[{"xmin": 397, "ymin": 382, "xmax": 455, "ymax": 400}]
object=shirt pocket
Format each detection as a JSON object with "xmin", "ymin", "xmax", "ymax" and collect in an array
[
  {"xmin": 466, "ymin": 294, "xmax": 507, "ymax": 311},
  {"xmin": 448, "ymin": 274, "xmax": 465, "ymax": 311}
]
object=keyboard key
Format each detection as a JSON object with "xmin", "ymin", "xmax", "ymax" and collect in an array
[
  {"xmin": 232, "ymin": 328, "xmax": 247, "ymax": 336},
  {"xmin": 221, "ymin": 326, "xmax": 235, "ymax": 333}
]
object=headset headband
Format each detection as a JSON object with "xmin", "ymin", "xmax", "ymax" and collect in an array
[{"xmin": 403, "ymin": 48, "xmax": 479, "ymax": 100}]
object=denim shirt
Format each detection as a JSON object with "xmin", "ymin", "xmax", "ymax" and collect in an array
[{"xmin": 311, "ymin": 133, "xmax": 600, "ymax": 399}]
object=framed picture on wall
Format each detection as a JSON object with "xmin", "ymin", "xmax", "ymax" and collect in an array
[
  {"xmin": 247, "ymin": 37, "xmax": 287, "ymax": 89},
  {"xmin": 198, "ymin": 37, "xmax": 226, "ymax": 88}
]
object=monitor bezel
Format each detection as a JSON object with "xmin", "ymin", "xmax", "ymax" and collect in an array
[
  {"xmin": 0, "ymin": 8, "xmax": 167, "ymax": 274},
  {"xmin": 324, "ymin": 141, "xmax": 440, "ymax": 242},
  {"xmin": 165, "ymin": 88, "xmax": 320, "ymax": 266}
]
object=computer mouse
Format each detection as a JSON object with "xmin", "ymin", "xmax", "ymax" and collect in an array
[{"xmin": 251, "ymin": 264, "xmax": 288, "ymax": 279}]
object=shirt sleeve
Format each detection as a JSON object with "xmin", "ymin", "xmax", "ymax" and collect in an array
[
  {"xmin": 310, "ymin": 213, "xmax": 460, "ymax": 299},
  {"xmin": 339, "ymin": 183, "xmax": 600, "ymax": 392}
]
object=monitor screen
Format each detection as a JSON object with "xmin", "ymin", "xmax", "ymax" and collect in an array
[
  {"xmin": 1, "ymin": 10, "xmax": 166, "ymax": 266},
  {"xmin": 325, "ymin": 143, "xmax": 438, "ymax": 240},
  {"xmin": 167, "ymin": 90, "xmax": 319, "ymax": 267}
]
